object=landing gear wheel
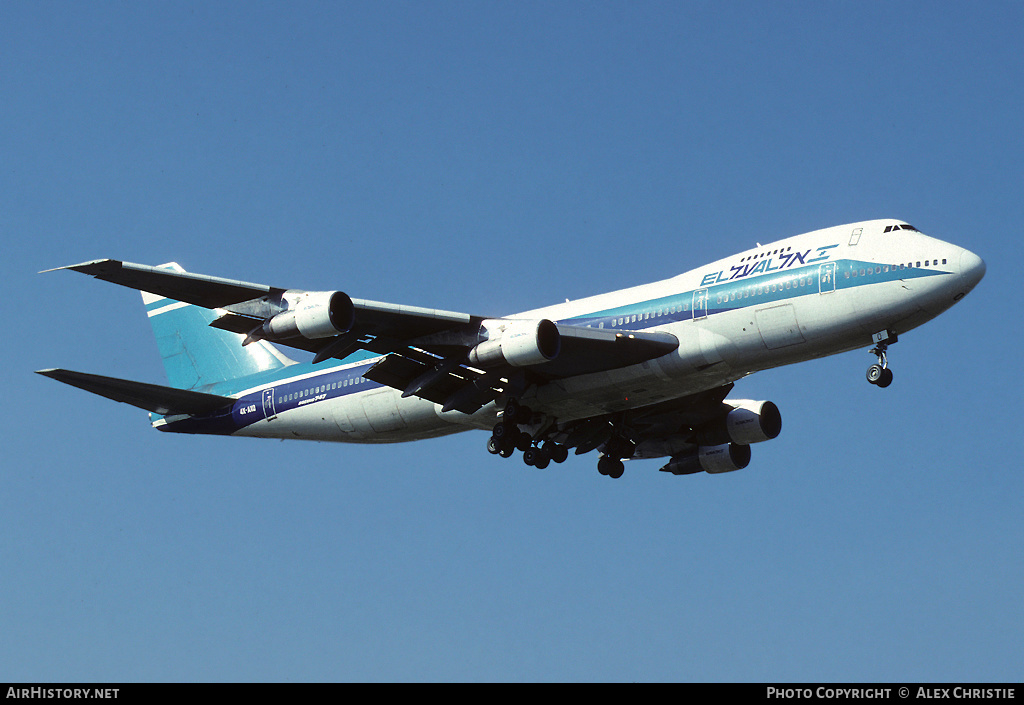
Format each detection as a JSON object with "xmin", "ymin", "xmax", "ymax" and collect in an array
[
  {"xmin": 543, "ymin": 441, "xmax": 569, "ymax": 464},
  {"xmin": 866, "ymin": 363, "xmax": 885, "ymax": 385},
  {"xmin": 492, "ymin": 422, "xmax": 513, "ymax": 440},
  {"xmin": 503, "ymin": 399, "xmax": 531, "ymax": 425},
  {"xmin": 490, "ymin": 432, "xmax": 515, "ymax": 458},
  {"xmin": 867, "ymin": 364, "xmax": 894, "ymax": 387},
  {"xmin": 597, "ymin": 456, "xmax": 624, "ymax": 479},
  {"xmin": 523, "ymin": 446, "xmax": 551, "ymax": 469}
]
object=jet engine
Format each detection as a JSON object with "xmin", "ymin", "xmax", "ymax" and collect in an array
[
  {"xmin": 660, "ymin": 443, "xmax": 752, "ymax": 475},
  {"xmin": 467, "ymin": 319, "xmax": 561, "ymax": 368},
  {"xmin": 698, "ymin": 400, "xmax": 782, "ymax": 446},
  {"xmin": 262, "ymin": 291, "xmax": 355, "ymax": 340}
]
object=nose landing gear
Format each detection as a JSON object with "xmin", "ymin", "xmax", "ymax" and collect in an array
[{"xmin": 866, "ymin": 330, "xmax": 897, "ymax": 388}]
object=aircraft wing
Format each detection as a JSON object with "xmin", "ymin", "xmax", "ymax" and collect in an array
[
  {"xmin": 50, "ymin": 259, "xmax": 479, "ymax": 350},
  {"xmin": 45, "ymin": 259, "xmax": 279, "ymax": 308},
  {"xmin": 52, "ymin": 259, "xmax": 679, "ymax": 414}
]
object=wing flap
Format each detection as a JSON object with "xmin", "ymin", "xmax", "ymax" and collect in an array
[
  {"xmin": 349, "ymin": 298, "xmax": 477, "ymax": 338},
  {"xmin": 363, "ymin": 354, "xmax": 486, "ymax": 408},
  {"xmin": 534, "ymin": 325, "xmax": 679, "ymax": 377}
]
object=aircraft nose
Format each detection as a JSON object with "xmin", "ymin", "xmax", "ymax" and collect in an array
[{"xmin": 959, "ymin": 248, "xmax": 986, "ymax": 293}]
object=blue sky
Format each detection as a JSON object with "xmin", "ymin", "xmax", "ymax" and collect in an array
[{"xmin": 2, "ymin": 1, "xmax": 1021, "ymax": 682}]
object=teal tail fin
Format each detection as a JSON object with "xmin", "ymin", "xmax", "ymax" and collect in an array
[{"xmin": 142, "ymin": 263, "xmax": 296, "ymax": 390}]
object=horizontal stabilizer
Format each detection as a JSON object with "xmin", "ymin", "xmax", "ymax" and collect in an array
[{"xmin": 36, "ymin": 368, "xmax": 234, "ymax": 416}]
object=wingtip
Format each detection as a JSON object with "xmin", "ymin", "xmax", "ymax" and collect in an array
[{"xmin": 38, "ymin": 259, "xmax": 120, "ymax": 275}]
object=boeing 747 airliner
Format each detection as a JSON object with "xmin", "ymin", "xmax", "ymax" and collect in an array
[{"xmin": 38, "ymin": 219, "xmax": 985, "ymax": 478}]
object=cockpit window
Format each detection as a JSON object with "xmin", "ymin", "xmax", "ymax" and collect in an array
[{"xmin": 883, "ymin": 224, "xmax": 919, "ymax": 233}]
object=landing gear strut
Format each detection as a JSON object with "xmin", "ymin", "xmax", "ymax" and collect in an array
[{"xmin": 866, "ymin": 330, "xmax": 897, "ymax": 388}]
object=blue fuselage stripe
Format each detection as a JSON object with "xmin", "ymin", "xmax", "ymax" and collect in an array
[
  {"xmin": 160, "ymin": 258, "xmax": 950, "ymax": 435},
  {"xmin": 568, "ymin": 259, "xmax": 949, "ymax": 330}
]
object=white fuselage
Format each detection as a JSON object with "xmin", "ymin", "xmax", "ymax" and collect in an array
[{"xmin": 190, "ymin": 219, "xmax": 983, "ymax": 449}]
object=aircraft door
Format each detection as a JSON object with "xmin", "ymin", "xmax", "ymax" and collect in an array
[
  {"xmin": 819, "ymin": 263, "xmax": 836, "ymax": 294},
  {"xmin": 262, "ymin": 388, "xmax": 277, "ymax": 419},
  {"xmin": 692, "ymin": 288, "xmax": 709, "ymax": 320}
]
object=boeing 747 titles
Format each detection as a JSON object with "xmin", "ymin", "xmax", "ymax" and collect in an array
[{"xmin": 38, "ymin": 219, "xmax": 985, "ymax": 479}]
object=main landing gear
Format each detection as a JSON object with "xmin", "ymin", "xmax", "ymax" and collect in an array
[
  {"xmin": 487, "ymin": 399, "xmax": 569, "ymax": 470},
  {"xmin": 487, "ymin": 399, "xmax": 634, "ymax": 479},
  {"xmin": 866, "ymin": 330, "xmax": 897, "ymax": 388}
]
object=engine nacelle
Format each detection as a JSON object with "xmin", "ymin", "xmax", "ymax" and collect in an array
[
  {"xmin": 262, "ymin": 291, "xmax": 355, "ymax": 340},
  {"xmin": 466, "ymin": 319, "xmax": 561, "ymax": 368},
  {"xmin": 660, "ymin": 443, "xmax": 752, "ymax": 475},
  {"xmin": 699, "ymin": 400, "xmax": 782, "ymax": 446}
]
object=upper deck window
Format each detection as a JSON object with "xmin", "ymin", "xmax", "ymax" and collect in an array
[{"xmin": 883, "ymin": 223, "xmax": 919, "ymax": 233}]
